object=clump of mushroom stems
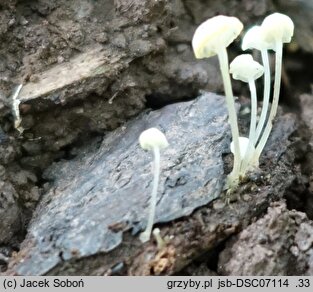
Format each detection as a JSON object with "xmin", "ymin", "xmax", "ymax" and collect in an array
[
  {"xmin": 192, "ymin": 13, "xmax": 294, "ymax": 189},
  {"xmin": 245, "ymin": 13, "xmax": 294, "ymax": 169}
]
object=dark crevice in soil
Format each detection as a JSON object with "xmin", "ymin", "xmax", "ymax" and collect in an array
[
  {"xmin": 177, "ymin": 241, "xmax": 225, "ymax": 276},
  {"xmin": 145, "ymin": 91, "xmax": 197, "ymax": 110},
  {"xmin": 283, "ymin": 125, "xmax": 313, "ymax": 219},
  {"xmin": 286, "ymin": 49, "xmax": 313, "ymax": 96}
]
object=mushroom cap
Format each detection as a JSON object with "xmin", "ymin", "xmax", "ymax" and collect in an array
[
  {"xmin": 230, "ymin": 137, "xmax": 254, "ymax": 159},
  {"xmin": 229, "ymin": 54, "xmax": 264, "ymax": 82},
  {"xmin": 261, "ymin": 13, "xmax": 294, "ymax": 49},
  {"xmin": 242, "ymin": 25, "xmax": 271, "ymax": 51},
  {"xmin": 139, "ymin": 128, "xmax": 169, "ymax": 151},
  {"xmin": 192, "ymin": 15, "xmax": 243, "ymax": 59}
]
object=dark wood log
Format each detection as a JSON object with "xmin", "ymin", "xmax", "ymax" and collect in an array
[{"xmin": 5, "ymin": 92, "xmax": 301, "ymax": 275}]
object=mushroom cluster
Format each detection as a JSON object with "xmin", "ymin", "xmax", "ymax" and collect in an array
[
  {"xmin": 192, "ymin": 13, "xmax": 294, "ymax": 189},
  {"xmin": 137, "ymin": 12, "xmax": 294, "ymax": 244}
]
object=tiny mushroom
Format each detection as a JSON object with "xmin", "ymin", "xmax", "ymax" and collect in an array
[
  {"xmin": 261, "ymin": 13, "xmax": 294, "ymax": 51},
  {"xmin": 152, "ymin": 228, "xmax": 165, "ymax": 250},
  {"xmin": 242, "ymin": 26, "xmax": 272, "ymax": 145},
  {"xmin": 230, "ymin": 54, "xmax": 264, "ymax": 82},
  {"xmin": 139, "ymin": 127, "xmax": 168, "ymax": 243},
  {"xmin": 229, "ymin": 54, "xmax": 264, "ymax": 175},
  {"xmin": 242, "ymin": 26, "xmax": 269, "ymax": 52},
  {"xmin": 192, "ymin": 15, "xmax": 244, "ymax": 189},
  {"xmin": 252, "ymin": 13, "xmax": 294, "ymax": 167}
]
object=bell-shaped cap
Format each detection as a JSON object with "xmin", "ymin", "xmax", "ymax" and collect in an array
[
  {"xmin": 229, "ymin": 54, "xmax": 264, "ymax": 83},
  {"xmin": 139, "ymin": 128, "xmax": 169, "ymax": 151},
  {"xmin": 242, "ymin": 25, "xmax": 271, "ymax": 51},
  {"xmin": 230, "ymin": 137, "xmax": 254, "ymax": 159},
  {"xmin": 261, "ymin": 13, "xmax": 294, "ymax": 50},
  {"xmin": 192, "ymin": 15, "xmax": 243, "ymax": 59}
]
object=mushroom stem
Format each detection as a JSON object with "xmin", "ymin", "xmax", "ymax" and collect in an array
[
  {"xmin": 217, "ymin": 47, "xmax": 241, "ymax": 187},
  {"xmin": 139, "ymin": 146, "xmax": 160, "ymax": 243},
  {"xmin": 240, "ymin": 79, "xmax": 258, "ymax": 174},
  {"xmin": 248, "ymin": 79, "xmax": 258, "ymax": 149},
  {"xmin": 255, "ymin": 49, "xmax": 271, "ymax": 144},
  {"xmin": 252, "ymin": 42, "xmax": 283, "ymax": 165},
  {"xmin": 152, "ymin": 228, "xmax": 165, "ymax": 250}
]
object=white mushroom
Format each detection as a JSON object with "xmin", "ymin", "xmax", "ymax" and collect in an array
[
  {"xmin": 230, "ymin": 54, "xmax": 264, "ymax": 82},
  {"xmin": 192, "ymin": 15, "xmax": 243, "ymax": 189},
  {"xmin": 139, "ymin": 128, "xmax": 168, "ymax": 243},
  {"xmin": 229, "ymin": 54, "xmax": 264, "ymax": 174},
  {"xmin": 261, "ymin": 13, "xmax": 294, "ymax": 50},
  {"xmin": 252, "ymin": 13, "xmax": 294, "ymax": 167},
  {"xmin": 192, "ymin": 15, "xmax": 243, "ymax": 59},
  {"xmin": 242, "ymin": 26, "xmax": 272, "ymax": 145},
  {"xmin": 242, "ymin": 26, "xmax": 270, "ymax": 51}
]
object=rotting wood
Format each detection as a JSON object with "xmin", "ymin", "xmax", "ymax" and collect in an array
[{"xmin": 4, "ymin": 93, "xmax": 302, "ymax": 276}]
